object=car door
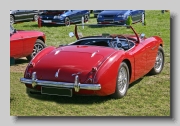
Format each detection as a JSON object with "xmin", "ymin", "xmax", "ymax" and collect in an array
[
  {"xmin": 141, "ymin": 38, "xmax": 159, "ymax": 73},
  {"xmin": 10, "ymin": 30, "xmax": 23, "ymax": 59},
  {"xmin": 77, "ymin": 10, "xmax": 86, "ymax": 21},
  {"xmin": 14, "ymin": 10, "xmax": 27, "ymax": 21},
  {"xmin": 25, "ymin": 10, "xmax": 34, "ymax": 20},
  {"xmin": 130, "ymin": 10, "xmax": 139, "ymax": 22},
  {"xmin": 136, "ymin": 10, "xmax": 144, "ymax": 21},
  {"xmin": 69, "ymin": 10, "xmax": 79, "ymax": 22},
  {"xmin": 128, "ymin": 43, "xmax": 147, "ymax": 80}
]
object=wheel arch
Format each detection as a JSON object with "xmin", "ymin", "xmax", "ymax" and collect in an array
[
  {"xmin": 37, "ymin": 36, "xmax": 45, "ymax": 43},
  {"xmin": 10, "ymin": 14, "xmax": 15, "ymax": 21},
  {"xmin": 122, "ymin": 59, "xmax": 132, "ymax": 83}
]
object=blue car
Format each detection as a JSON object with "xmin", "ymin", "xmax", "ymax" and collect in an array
[
  {"xmin": 97, "ymin": 10, "xmax": 145, "ymax": 25},
  {"xmin": 93, "ymin": 10, "xmax": 103, "ymax": 18},
  {"xmin": 39, "ymin": 10, "xmax": 90, "ymax": 26}
]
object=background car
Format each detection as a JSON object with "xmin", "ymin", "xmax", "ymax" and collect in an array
[
  {"xmin": 10, "ymin": 24, "xmax": 46, "ymax": 61},
  {"xmin": 93, "ymin": 10, "xmax": 103, "ymax": 18},
  {"xmin": 97, "ymin": 10, "xmax": 145, "ymax": 25},
  {"xmin": 10, "ymin": 10, "xmax": 40, "ymax": 24},
  {"xmin": 20, "ymin": 24, "xmax": 164, "ymax": 99},
  {"xmin": 38, "ymin": 10, "xmax": 90, "ymax": 26}
]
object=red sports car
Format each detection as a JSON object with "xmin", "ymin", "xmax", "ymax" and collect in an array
[
  {"xmin": 10, "ymin": 24, "xmax": 46, "ymax": 61},
  {"xmin": 20, "ymin": 24, "xmax": 164, "ymax": 99}
]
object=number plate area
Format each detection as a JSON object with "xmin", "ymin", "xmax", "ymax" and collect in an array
[
  {"xmin": 41, "ymin": 86, "xmax": 72, "ymax": 97},
  {"xmin": 43, "ymin": 20, "xmax": 52, "ymax": 23}
]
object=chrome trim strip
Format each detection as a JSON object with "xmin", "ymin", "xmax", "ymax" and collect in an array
[{"xmin": 20, "ymin": 72, "xmax": 101, "ymax": 92}]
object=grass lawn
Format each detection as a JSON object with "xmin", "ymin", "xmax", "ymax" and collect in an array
[{"xmin": 10, "ymin": 10, "xmax": 170, "ymax": 116}]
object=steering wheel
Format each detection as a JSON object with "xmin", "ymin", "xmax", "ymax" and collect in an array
[{"xmin": 110, "ymin": 35, "xmax": 130, "ymax": 49}]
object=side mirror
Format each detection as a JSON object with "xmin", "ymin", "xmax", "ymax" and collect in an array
[
  {"xmin": 140, "ymin": 33, "xmax": 145, "ymax": 39},
  {"xmin": 69, "ymin": 32, "xmax": 74, "ymax": 37}
]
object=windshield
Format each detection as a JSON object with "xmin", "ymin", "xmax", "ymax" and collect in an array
[{"xmin": 74, "ymin": 24, "xmax": 139, "ymax": 42}]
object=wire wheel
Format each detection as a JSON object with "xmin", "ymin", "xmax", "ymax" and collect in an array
[
  {"xmin": 65, "ymin": 17, "xmax": 70, "ymax": 26},
  {"xmin": 10, "ymin": 15, "xmax": 14, "ymax": 24}
]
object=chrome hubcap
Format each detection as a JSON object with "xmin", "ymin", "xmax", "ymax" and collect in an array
[
  {"xmin": 118, "ymin": 66, "xmax": 127, "ymax": 94},
  {"xmin": 154, "ymin": 51, "xmax": 163, "ymax": 72},
  {"xmin": 32, "ymin": 43, "xmax": 44, "ymax": 57},
  {"xmin": 10, "ymin": 16, "xmax": 14, "ymax": 24},
  {"xmin": 65, "ymin": 18, "xmax": 70, "ymax": 26},
  {"xmin": 34, "ymin": 15, "xmax": 38, "ymax": 21}
]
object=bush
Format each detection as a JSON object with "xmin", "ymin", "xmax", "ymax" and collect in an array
[{"xmin": 126, "ymin": 16, "xmax": 132, "ymax": 25}]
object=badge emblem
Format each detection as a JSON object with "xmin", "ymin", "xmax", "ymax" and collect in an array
[{"xmin": 55, "ymin": 69, "xmax": 60, "ymax": 78}]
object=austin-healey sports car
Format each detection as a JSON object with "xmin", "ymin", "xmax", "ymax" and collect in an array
[{"xmin": 20, "ymin": 24, "xmax": 164, "ymax": 99}]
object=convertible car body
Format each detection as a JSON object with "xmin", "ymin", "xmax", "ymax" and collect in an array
[
  {"xmin": 39, "ymin": 10, "xmax": 90, "ymax": 26},
  {"xmin": 10, "ymin": 24, "xmax": 46, "ymax": 61},
  {"xmin": 20, "ymin": 24, "xmax": 164, "ymax": 99},
  {"xmin": 97, "ymin": 10, "xmax": 145, "ymax": 25}
]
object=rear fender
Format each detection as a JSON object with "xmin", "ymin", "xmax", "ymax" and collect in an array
[
  {"xmin": 93, "ymin": 51, "xmax": 125, "ymax": 96},
  {"xmin": 30, "ymin": 46, "xmax": 56, "ymax": 64}
]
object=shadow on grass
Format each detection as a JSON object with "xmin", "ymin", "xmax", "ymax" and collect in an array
[
  {"xmin": 14, "ymin": 58, "xmax": 29, "ymax": 65},
  {"xmin": 27, "ymin": 93, "xmax": 113, "ymax": 105},
  {"xmin": 129, "ymin": 77, "xmax": 144, "ymax": 89},
  {"xmin": 26, "ymin": 76, "xmax": 146, "ymax": 104}
]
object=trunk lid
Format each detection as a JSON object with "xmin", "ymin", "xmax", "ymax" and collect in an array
[{"xmin": 33, "ymin": 45, "xmax": 116, "ymax": 83}]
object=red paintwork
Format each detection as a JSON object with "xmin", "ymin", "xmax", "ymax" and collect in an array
[
  {"xmin": 10, "ymin": 29, "xmax": 45, "ymax": 59},
  {"xmin": 23, "ymin": 25, "xmax": 163, "ymax": 96}
]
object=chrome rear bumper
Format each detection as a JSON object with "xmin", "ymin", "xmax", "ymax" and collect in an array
[{"xmin": 20, "ymin": 72, "xmax": 101, "ymax": 92}]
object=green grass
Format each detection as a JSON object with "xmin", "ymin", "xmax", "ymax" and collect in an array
[{"xmin": 10, "ymin": 10, "xmax": 170, "ymax": 116}]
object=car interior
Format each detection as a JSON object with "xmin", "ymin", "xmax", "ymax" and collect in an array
[{"xmin": 70, "ymin": 37, "xmax": 135, "ymax": 51}]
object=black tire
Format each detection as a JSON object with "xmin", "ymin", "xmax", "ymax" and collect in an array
[
  {"xmin": 33, "ymin": 14, "xmax": 39, "ymax": 21},
  {"xmin": 64, "ymin": 17, "xmax": 70, "ymax": 26},
  {"xmin": 149, "ymin": 46, "xmax": 164, "ymax": 75},
  {"xmin": 112, "ymin": 62, "xmax": 130, "ymax": 99},
  {"xmin": 10, "ymin": 15, "xmax": 14, "ymax": 24},
  {"xmin": 84, "ymin": 14, "xmax": 89, "ymax": 22},
  {"xmin": 26, "ymin": 39, "xmax": 46, "ymax": 61}
]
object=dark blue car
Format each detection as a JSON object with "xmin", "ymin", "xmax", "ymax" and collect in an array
[
  {"xmin": 97, "ymin": 10, "xmax": 145, "ymax": 25},
  {"xmin": 39, "ymin": 10, "xmax": 90, "ymax": 26}
]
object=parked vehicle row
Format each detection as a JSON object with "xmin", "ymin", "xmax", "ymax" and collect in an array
[{"xmin": 10, "ymin": 10, "xmax": 145, "ymax": 26}]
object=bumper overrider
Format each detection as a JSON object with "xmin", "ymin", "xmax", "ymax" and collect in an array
[{"xmin": 20, "ymin": 72, "xmax": 101, "ymax": 93}]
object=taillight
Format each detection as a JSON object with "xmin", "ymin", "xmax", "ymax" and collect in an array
[
  {"xmin": 85, "ymin": 67, "xmax": 98, "ymax": 84},
  {"xmin": 25, "ymin": 62, "xmax": 35, "ymax": 78}
]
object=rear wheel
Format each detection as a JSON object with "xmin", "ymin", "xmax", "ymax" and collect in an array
[
  {"xmin": 112, "ymin": 62, "xmax": 129, "ymax": 99},
  {"xmin": 84, "ymin": 14, "xmax": 89, "ymax": 22},
  {"xmin": 10, "ymin": 15, "xmax": 14, "ymax": 24},
  {"xmin": 33, "ymin": 14, "xmax": 39, "ymax": 21},
  {"xmin": 65, "ymin": 17, "xmax": 70, "ymax": 26},
  {"xmin": 149, "ymin": 46, "xmax": 164, "ymax": 75},
  {"xmin": 26, "ymin": 39, "xmax": 46, "ymax": 61}
]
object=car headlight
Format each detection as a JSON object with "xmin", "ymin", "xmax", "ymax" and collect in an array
[
  {"xmin": 97, "ymin": 15, "xmax": 102, "ymax": 18},
  {"xmin": 117, "ymin": 15, "xmax": 125, "ymax": 18},
  {"xmin": 54, "ymin": 15, "xmax": 64, "ymax": 19}
]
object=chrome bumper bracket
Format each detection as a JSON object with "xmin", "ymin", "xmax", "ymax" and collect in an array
[{"xmin": 20, "ymin": 72, "xmax": 101, "ymax": 92}]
